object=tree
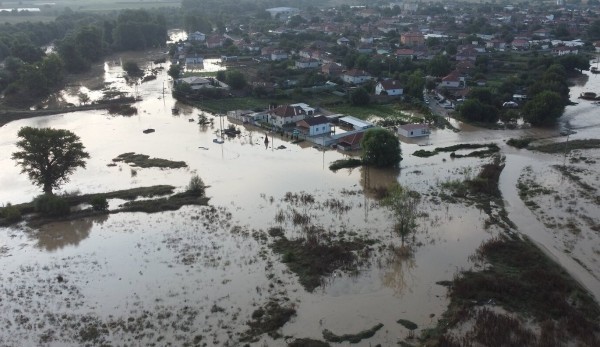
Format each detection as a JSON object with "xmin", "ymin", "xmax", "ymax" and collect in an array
[
  {"xmin": 12, "ymin": 127, "xmax": 90, "ymax": 194},
  {"xmin": 167, "ymin": 64, "xmax": 182, "ymax": 79},
  {"xmin": 404, "ymin": 70, "xmax": 425, "ymax": 100},
  {"xmin": 361, "ymin": 128, "xmax": 402, "ymax": 168},
  {"xmin": 382, "ymin": 184, "xmax": 420, "ymax": 247},
  {"xmin": 350, "ymin": 87, "xmax": 370, "ymax": 106},
  {"xmin": 226, "ymin": 70, "xmax": 246, "ymax": 90},
  {"xmin": 523, "ymin": 91, "xmax": 564, "ymax": 126},
  {"xmin": 428, "ymin": 54, "xmax": 451, "ymax": 77},
  {"xmin": 123, "ymin": 61, "xmax": 142, "ymax": 76}
]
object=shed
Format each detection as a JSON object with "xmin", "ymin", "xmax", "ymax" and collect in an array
[{"xmin": 398, "ymin": 124, "xmax": 430, "ymax": 138}]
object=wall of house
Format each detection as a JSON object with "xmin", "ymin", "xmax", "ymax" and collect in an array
[{"xmin": 309, "ymin": 124, "xmax": 331, "ymax": 136}]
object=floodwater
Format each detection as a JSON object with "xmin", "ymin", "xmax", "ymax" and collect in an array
[{"xmin": 0, "ymin": 54, "xmax": 599, "ymax": 345}]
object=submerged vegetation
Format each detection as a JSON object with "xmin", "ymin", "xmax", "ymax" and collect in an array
[
  {"xmin": 328, "ymin": 158, "xmax": 362, "ymax": 171},
  {"xmin": 425, "ymin": 235, "xmax": 600, "ymax": 345},
  {"xmin": 530, "ymin": 139, "xmax": 600, "ymax": 153},
  {"xmin": 112, "ymin": 152, "xmax": 187, "ymax": 169},
  {"xmin": 240, "ymin": 300, "xmax": 296, "ymax": 342},
  {"xmin": 322, "ymin": 323, "xmax": 384, "ymax": 343},
  {"xmin": 271, "ymin": 233, "xmax": 373, "ymax": 292},
  {"xmin": 413, "ymin": 143, "xmax": 499, "ymax": 158}
]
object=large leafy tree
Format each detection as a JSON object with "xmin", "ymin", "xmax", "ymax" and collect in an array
[
  {"xmin": 361, "ymin": 128, "xmax": 402, "ymax": 168},
  {"xmin": 12, "ymin": 127, "xmax": 90, "ymax": 194},
  {"xmin": 523, "ymin": 91, "xmax": 564, "ymax": 126}
]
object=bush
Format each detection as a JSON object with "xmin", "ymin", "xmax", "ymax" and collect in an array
[
  {"xmin": 91, "ymin": 196, "xmax": 109, "ymax": 211},
  {"xmin": 34, "ymin": 194, "xmax": 70, "ymax": 217},
  {"xmin": 187, "ymin": 175, "xmax": 206, "ymax": 196},
  {"xmin": 1, "ymin": 203, "xmax": 22, "ymax": 223}
]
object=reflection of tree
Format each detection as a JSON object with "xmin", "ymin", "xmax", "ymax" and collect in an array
[
  {"xmin": 380, "ymin": 248, "xmax": 417, "ymax": 297},
  {"xmin": 359, "ymin": 165, "xmax": 400, "ymax": 200},
  {"xmin": 35, "ymin": 215, "xmax": 108, "ymax": 251}
]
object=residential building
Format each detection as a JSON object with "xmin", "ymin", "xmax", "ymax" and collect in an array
[
  {"xmin": 266, "ymin": 7, "xmax": 300, "ymax": 19},
  {"xmin": 321, "ymin": 63, "xmax": 344, "ymax": 77},
  {"xmin": 175, "ymin": 77, "xmax": 212, "ymax": 90},
  {"xmin": 398, "ymin": 124, "xmax": 430, "ymax": 138},
  {"xmin": 295, "ymin": 59, "xmax": 320, "ymax": 69},
  {"xmin": 296, "ymin": 116, "xmax": 331, "ymax": 136},
  {"xmin": 440, "ymin": 71, "xmax": 465, "ymax": 88},
  {"xmin": 188, "ymin": 31, "xmax": 206, "ymax": 42},
  {"xmin": 375, "ymin": 80, "xmax": 403, "ymax": 96},
  {"xmin": 267, "ymin": 105, "xmax": 307, "ymax": 127},
  {"xmin": 400, "ymin": 32, "xmax": 425, "ymax": 46},
  {"xmin": 342, "ymin": 69, "xmax": 372, "ymax": 84}
]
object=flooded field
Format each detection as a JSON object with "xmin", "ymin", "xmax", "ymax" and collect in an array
[{"xmin": 1, "ymin": 52, "xmax": 599, "ymax": 345}]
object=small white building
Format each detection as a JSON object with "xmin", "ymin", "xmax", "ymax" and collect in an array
[
  {"xmin": 375, "ymin": 80, "xmax": 403, "ymax": 96},
  {"xmin": 339, "ymin": 116, "xmax": 374, "ymax": 130},
  {"xmin": 188, "ymin": 31, "xmax": 206, "ymax": 42},
  {"xmin": 296, "ymin": 115, "xmax": 331, "ymax": 136},
  {"xmin": 185, "ymin": 55, "xmax": 203, "ymax": 65},
  {"xmin": 398, "ymin": 124, "xmax": 430, "ymax": 138},
  {"xmin": 342, "ymin": 69, "xmax": 372, "ymax": 84},
  {"xmin": 295, "ymin": 58, "xmax": 320, "ymax": 69},
  {"xmin": 271, "ymin": 50, "xmax": 288, "ymax": 61}
]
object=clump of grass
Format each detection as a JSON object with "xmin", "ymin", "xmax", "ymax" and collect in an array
[
  {"xmin": 240, "ymin": 300, "xmax": 296, "ymax": 342},
  {"xmin": 530, "ymin": 139, "xmax": 600, "ymax": 153},
  {"xmin": 272, "ymin": 234, "xmax": 373, "ymax": 292},
  {"xmin": 322, "ymin": 323, "xmax": 384, "ymax": 343},
  {"xmin": 288, "ymin": 338, "xmax": 331, "ymax": 347},
  {"xmin": 113, "ymin": 152, "xmax": 187, "ymax": 169},
  {"xmin": 0, "ymin": 203, "xmax": 22, "ymax": 223},
  {"xmin": 397, "ymin": 319, "xmax": 418, "ymax": 337},
  {"xmin": 329, "ymin": 158, "xmax": 363, "ymax": 171},
  {"xmin": 506, "ymin": 137, "xmax": 532, "ymax": 149},
  {"xmin": 107, "ymin": 104, "xmax": 138, "ymax": 116},
  {"xmin": 430, "ymin": 235, "xmax": 600, "ymax": 345},
  {"xmin": 119, "ymin": 192, "xmax": 209, "ymax": 213},
  {"xmin": 186, "ymin": 174, "xmax": 206, "ymax": 196},
  {"xmin": 412, "ymin": 149, "xmax": 437, "ymax": 157},
  {"xmin": 413, "ymin": 143, "xmax": 499, "ymax": 158}
]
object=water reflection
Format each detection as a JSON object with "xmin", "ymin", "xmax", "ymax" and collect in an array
[
  {"xmin": 380, "ymin": 248, "xmax": 417, "ymax": 297},
  {"xmin": 360, "ymin": 166, "xmax": 401, "ymax": 200},
  {"xmin": 35, "ymin": 215, "xmax": 108, "ymax": 251}
]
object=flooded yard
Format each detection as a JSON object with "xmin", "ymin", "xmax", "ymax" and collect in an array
[{"xmin": 1, "ymin": 52, "xmax": 599, "ymax": 345}]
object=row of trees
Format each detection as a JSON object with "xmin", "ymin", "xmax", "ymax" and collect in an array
[{"xmin": 0, "ymin": 9, "xmax": 167, "ymax": 105}]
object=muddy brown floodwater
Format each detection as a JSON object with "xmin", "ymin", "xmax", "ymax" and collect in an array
[{"xmin": 1, "ymin": 47, "xmax": 599, "ymax": 345}]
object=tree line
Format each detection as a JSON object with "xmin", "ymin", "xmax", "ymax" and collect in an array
[{"xmin": 0, "ymin": 9, "xmax": 168, "ymax": 106}]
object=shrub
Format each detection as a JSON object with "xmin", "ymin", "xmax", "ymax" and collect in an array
[
  {"xmin": 187, "ymin": 175, "xmax": 206, "ymax": 196},
  {"xmin": 1, "ymin": 203, "xmax": 22, "ymax": 223},
  {"xmin": 91, "ymin": 196, "xmax": 109, "ymax": 211},
  {"xmin": 34, "ymin": 194, "xmax": 70, "ymax": 217}
]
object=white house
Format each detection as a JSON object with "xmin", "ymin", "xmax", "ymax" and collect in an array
[
  {"xmin": 267, "ymin": 105, "xmax": 307, "ymax": 127},
  {"xmin": 271, "ymin": 50, "xmax": 288, "ymax": 61},
  {"xmin": 375, "ymin": 80, "xmax": 403, "ymax": 96},
  {"xmin": 295, "ymin": 58, "xmax": 320, "ymax": 69},
  {"xmin": 290, "ymin": 103, "xmax": 315, "ymax": 116},
  {"xmin": 185, "ymin": 54, "xmax": 203, "ymax": 65},
  {"xmin": 440, "ymin": 71, "xmax": 465, "ymax": 88},
  {"xmin": 342, "ymin": 69, "xmax": 372, "ymax": 84},
  {"xmin": 398, "ymin": 124, "xmax": 430, "ymax": 138},
  {"xmin": 337, "ymin": 37, "xmax": 350, "ymax": 46},
  {"xmin": 188, "ymin": 31, "xmax": 206, "ymax": 42},
  {"xmin": 296, "ymin": 115, "xmax": 331, "ymax": 136}
]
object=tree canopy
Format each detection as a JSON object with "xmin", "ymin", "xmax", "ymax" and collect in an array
[
  {"xmin": 523, "ymin": 91, "xmax": 564, "ymax": 126},
  {"xmin": 361, "ymin": 128, "xmax": 402, "ymax": 168},
  {"xmin": 12, "ymin": 127, "xmax": 90, "ymax": 194},
  {"xmin": 350, "ymin": 87, "xmax": 370, "ymax": 106}
]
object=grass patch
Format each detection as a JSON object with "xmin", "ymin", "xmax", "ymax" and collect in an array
[
  {"xmin": 423, "ymin": 235, "xmax": 600, "ymax": 345},
  {"xmin": 329, "ymin": 158, "xmax": 362, "ymax": 171},
  {"xmin": 113, "ymin": 152, "xmax": 187, "ymax": 169},
  {"xmin": 413, "ymin": 143, "xmax": 499, "ymax": 158},
  {"xmin": 240, "ymin": 300, "xmax": 296, "ymax": 342},
  {"xmin": 272, "ymin": 233, "xmax": 373, "ymax": 292},
  {"xmin": 119, "ymin": 191, "xmax": 209, "ymax": 213},
  {"xmin": 288, "ymin": 338, "xmax": 331, "ymax": 347},
  {"xmin": 322, "ymin": 323, "xmax": 384, "ymax": 343},
  {"xmin": 530, "ymin": 139, "xmax": 600, "ymax": 153},
  {"xmin": 506, "ymin": 137, "xmax": 533, "ymax": 149}
]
